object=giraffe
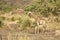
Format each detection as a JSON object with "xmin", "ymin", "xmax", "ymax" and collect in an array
[{"xmin": 27, "ymin": 12, "xmax": 47, "ymax": 34}]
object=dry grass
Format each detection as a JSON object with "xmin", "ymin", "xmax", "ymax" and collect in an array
[{"xmin": 0, "ymin": 12, "xmax": 60, "ymax": 34}]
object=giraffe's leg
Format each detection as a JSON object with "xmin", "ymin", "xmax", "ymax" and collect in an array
[
  {"xmin": 35, "ymin": 28, "xmax": 36, "ymax": 35},
  {"xmin": 37, "ymin": 27, "xmax": 40, "ymax": 34},
  {"xmin": 43, "ymin": 25, "xmax": 46, "ymax": 33},
  {"xmin": 35, "ymin": 27, "xmax": 37, "ymax": 35},
  {"xmin": 37, "ymin": 25, "xmax": 40, "ymax": 34}
]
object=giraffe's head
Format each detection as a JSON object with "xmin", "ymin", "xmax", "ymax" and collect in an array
[{"xmin": 27, "ymin": 11, "xmax": 32, "ymax": 17}]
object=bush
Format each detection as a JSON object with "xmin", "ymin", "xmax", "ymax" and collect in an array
[
  {"xmin": 17, "ymin": 14, "xmax": 37, "ymax": 30},
  {"xmin": 0, "ymin": 16, "xmax": 5, "ymax": 20},
  {"xmin": 0, "ymin": 16, "xmax": 5, "ymax": 27},
  {"xmin": 0, "ymin": 1, "xmax": 20, "ymax": 13},
  {"xmin": 11, "ymin": 17, "xmax": 15, "ymax": 21},
  {"xmin": 24, "ymin": 0, "xmax": 60, "ymax": 17},
  {"xmin": 0, "ymin": 20, "xmax": 4, "ymax": 28}
]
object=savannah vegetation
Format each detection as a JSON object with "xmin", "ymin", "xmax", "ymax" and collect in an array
[{"xmin": 0, "ymin": 0, "xmax": 60, "ymax": 34}]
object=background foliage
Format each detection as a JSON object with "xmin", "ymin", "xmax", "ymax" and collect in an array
[{"xmin": 24, "ymin": 0, "xmax": 60, "ymax": 17}]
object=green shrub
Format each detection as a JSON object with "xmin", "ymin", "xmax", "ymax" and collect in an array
[
  {"xmin": 17, "ymin": 17, "xmax": 22, "ymax": 27},
  {"xmin": 0, "ymin": 20, "xmax": 4, "ymax": 28},
  {"xmin": 24, "ymin": 0, "xmax": 60, "ymax": 17},
  {"xmin": 0, "ymin": 16, "xmax": 5, "ymax": 20},
  {"xmin": 0, "ymin": 16, "xmax": 5, "ymax": 27},
  {"xmin": 17, "ymin": 14, "xmax": 37, "ymax": 30},
  {"xmin": 11, "ymin": 17, "xmax": 15, "ymax": 21}
]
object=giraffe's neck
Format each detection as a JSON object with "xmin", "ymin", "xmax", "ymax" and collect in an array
[{"xmin": 29, "ymin": 13, "xmax": 41, "ymax": 26}]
